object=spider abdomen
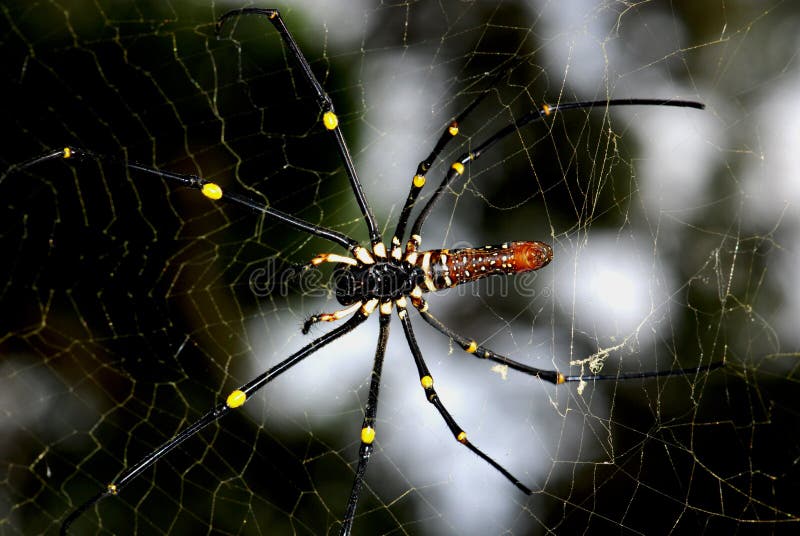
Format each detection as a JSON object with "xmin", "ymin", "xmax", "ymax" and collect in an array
[{"xmin": 415, "ymin": 241, "xmax": 553, "ymax": 291}]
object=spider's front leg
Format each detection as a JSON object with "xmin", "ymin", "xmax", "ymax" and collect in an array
[{"xmin": 217, "ymin": 7, "xmax": 383, "ymax": 249}]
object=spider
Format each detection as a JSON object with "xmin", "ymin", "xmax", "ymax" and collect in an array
[{"xmin": 10, "ymin": 8, "xmax": 722, "ymax": 536}]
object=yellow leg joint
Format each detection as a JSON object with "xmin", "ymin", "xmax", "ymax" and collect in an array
[
  {"xmin": 323, "ymin": 111, "xmax": 339, "ymax": 130},
  {"xmin": 413, "ymin": 174, "xmax": 426, "ymax": 188},
  {"xmin": 226, "ymin": 389, "xmax": 247, "ymax": 408},
  {"xmin": 62, "ymin": 147, "xmax": 73, "ymax": 159},
  {"xmin": 106, "ymin": 483, "xmax": 118, "ymax": 495},
  {"xmin": 451, "ymin": 162, "xmax": 465, "ymax": 175},
  {"xmin": 361, "ymin": 426, "xmax": 376, "ymax": 444},
  {"xmin": 542, "ymin": 103, "xmax": 552, "ymax": 116},
  {"xmin": 420, "ymin": 375, "xmax": 434, "ymax": 389},
  {"xmin": 448, "ymin": 122, "xmax": 459, "ymax": 136},
  {"xmin": 556, "ymin": 373, "xmax": 566, "ymax": 384},
  {"xmin": 201, "ymin": 182, "xmax": 223, "ymax": 200},
  {"xmin": 465, "ymin": 341, "xmax": 478, "ymax": 354},
  {"xmin": 457, "ymin": 431, "xmax": 467, "ymax": 443}
]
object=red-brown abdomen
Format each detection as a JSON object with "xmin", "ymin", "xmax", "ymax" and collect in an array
[{"xmin": 413, "ymin": 241, "xmax": 553, "ymax": 291}]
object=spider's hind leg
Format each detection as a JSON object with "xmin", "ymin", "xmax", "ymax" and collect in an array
[
  {"xmin": 411, "ymin": 296, "xmax": 723, "ymax": 384},
  {"xmin": 395, "ymin": 299, "xmax": 532, "ymax": 494},
  {"xmin": 410, "ymin": 295, "xmax": 564, "ymax": 384}
]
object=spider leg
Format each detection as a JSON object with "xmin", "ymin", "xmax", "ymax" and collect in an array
[
  {"xmin": 413, "ymin": 298, "xmax": 563, "ymax": 384},
  {"xmin": 395, "ymin": 299, "xmax": 532, "ymax": 494},
  {"xmin": 407, "ymin": 98, "xmax": 705, "ymax": 248},
  {"xmin": 307, "ymin": 252, "xmax": 359, "ymax": 268},
  {"xmin": 392, "ymin": 64, "xmax": 515, "ymax": 248},
  {"xmin": 412, "ymin": 296, "xmax": 724, "ymax": 384},
  {"xmin": 59, "ymin": 307, "xmax": 375, "ymax": 535},
  {"xmin": 298, "ymin": 250, "xmax": 376, "ymax": 275},
  {"xmin": 10, "ymin": 146, "xmax": 360, "ymax": 252},
  {"xmin": 218, "ymin": 9, "xmax": 383, "ymax": 249},
  {"xmin": 302, "ymin": 301, "xmax": 367, "ymax": 335},
  {"xmin": 340, "ymin": 309, "xmax": 391, "ymax": 536}
]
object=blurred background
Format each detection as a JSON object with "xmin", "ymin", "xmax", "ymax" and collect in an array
[{"xmin": 1, "ymin": 1, "xmax": 798, "ymax": 534}]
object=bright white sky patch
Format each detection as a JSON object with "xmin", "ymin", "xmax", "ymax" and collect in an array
[{"xmin": 555, "ymin": 232, "xmax": 675, "ymax": 352}]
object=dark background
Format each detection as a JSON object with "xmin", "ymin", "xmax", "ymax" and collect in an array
[{"xmin": 1, "ymin": 1, "xmax": 798, "ymax": 535}]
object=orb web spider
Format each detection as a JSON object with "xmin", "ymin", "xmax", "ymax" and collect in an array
[{"xmin": 11, "ymin": 8, "xmax": 722, "ymax": 535}]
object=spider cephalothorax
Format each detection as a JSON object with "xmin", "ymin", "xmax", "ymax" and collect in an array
[
  {"xmin": 332, "ymin": 257, "xmax": 425, "ymax": 306},
  {"xmin": 9, "ymin": 7, "xmax": 722, "ymax": 536}
]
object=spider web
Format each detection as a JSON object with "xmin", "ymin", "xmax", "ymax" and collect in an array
[{"xmin": 2, "ymin": 1, "xmax": 798, "ymax": 534}]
